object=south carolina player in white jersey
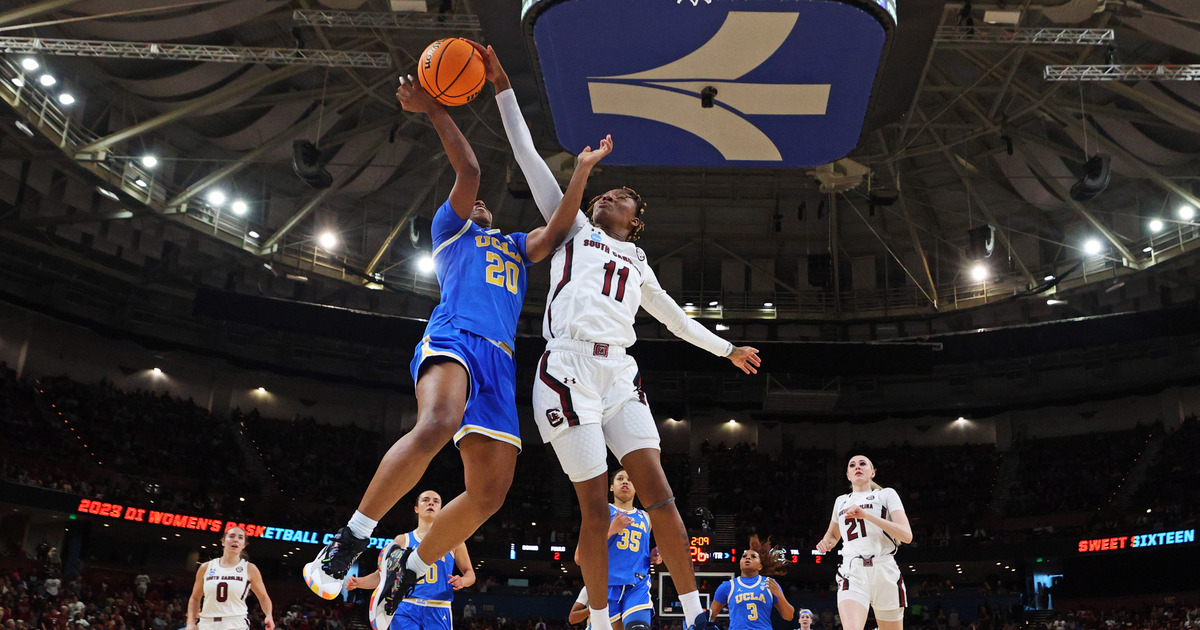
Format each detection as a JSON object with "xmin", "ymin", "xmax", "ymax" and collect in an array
[
  {"xmin": 187, "ymin": 527, "xmax": 274, "ymax": 630},
  {"xmin": 816, "ymin": 455, "xmax": 914, "ymax": 630},
  {"xmin": 474, "ymin": 43, "xmax": 760, "ymax": 630}
]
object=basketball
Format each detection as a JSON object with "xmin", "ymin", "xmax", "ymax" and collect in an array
[{"xmin": 417, "ymin": 38, "xmax": 486, "ymax": 107}]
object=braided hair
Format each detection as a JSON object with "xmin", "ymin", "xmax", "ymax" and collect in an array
[{"xmin": 585, "ymin": 186, "xmax": 647, "ymax": 242}]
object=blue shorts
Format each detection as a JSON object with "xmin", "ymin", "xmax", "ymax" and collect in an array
[
  {"xmin": 391, "ymin": 601, "xmax": 452, "ymax": 630},
  {"xmin": 607, "ymin": 576, "xmax": 653, "ymax": 626},
  {"xmin": 410, "ymin": 328, "xmax": 521, "ymax": 451}
]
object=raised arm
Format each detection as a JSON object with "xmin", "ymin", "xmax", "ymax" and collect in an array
[
  {"xmin": 396, "ymin": 75, "xmax": 480, "ymax": 220},
  {"xmin": 470, "ymin": 42, "xmax": 567, "ymax": 222},
  {"xmin": 767, "ymin": 578, "xmax": 795, "ymax": 621},
  {"xmin": 639, "ymin": 270, "xmax": 762, "ymax": 372},
  {"xmin": 525, "ymin": 135, "xmax": 612, "ymax": 263}
]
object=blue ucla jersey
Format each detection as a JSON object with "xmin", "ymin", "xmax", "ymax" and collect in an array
[
  {"xmin": 608, "ymin": 505, "xmax": 651, "ymax": 586},
  {"xmin": 715, "ymin": 577, "xmax": 775, "ymax": 630},
  {"xmin": 427, "ymin": 199, "xmax": 532, "ymax": 347},
  {"xmin": 406, "ymin": 530, "xmax": 456, "ymax": 603}
]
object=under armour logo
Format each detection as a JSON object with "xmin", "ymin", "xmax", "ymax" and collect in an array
[{"xmin": 563, "ymin": 377, "xmax": 577, "ymax": 385}]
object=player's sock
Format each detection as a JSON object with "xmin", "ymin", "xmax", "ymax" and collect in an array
[
  {"xmin": 405, "ymin": 549, "xmax": 432, "ymax": 576},
  {"xmin": 347, "ymin": 511, "xmax": 377, "ymax": 539},
  {"xmin": 589, "ymin": 606, "xmax": 611, "ymax": 630},
  {"xmin": 680, "ymin": 590, "xmax": 704, "ymax": 625}
]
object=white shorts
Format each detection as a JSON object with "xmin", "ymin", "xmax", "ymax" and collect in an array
[
  {"xmin": 199, "ymin": 617, "xmax": 249, "ymax": 630},
  {"xmin": 836, "ymin": 557, "xmax": 906, "ymax": 621},
  {"xmin": 533, "ymin": 340, "xmax": 660, "ymax": 482}
]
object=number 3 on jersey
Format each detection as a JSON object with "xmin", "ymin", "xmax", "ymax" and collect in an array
[{"xmin": 485, "ymin": 251, "xmax": 520, "ymax": 294}]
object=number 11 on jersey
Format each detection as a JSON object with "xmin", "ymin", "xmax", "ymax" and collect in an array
[{"xmin": 601, "ymin": 261, "xmax": 629, "ymax": 301}]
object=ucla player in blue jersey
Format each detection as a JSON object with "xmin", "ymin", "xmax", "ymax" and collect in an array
[
  {"xmin": 304, "ymin": 73, "xmax": 611, "ymax": 602},
  {"xmin": 569, "ymin": 470, "xmax": 663, "ymax": 630},
  {"xmin": 709, "ymin": 537, "xmax": 795, "ymax": 630},
  {"xmin": 345, "ymin": 491, "xmax": 473, "ymax": 630}
]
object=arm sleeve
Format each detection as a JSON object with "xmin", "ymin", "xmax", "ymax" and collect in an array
[
  {"xmin": 639, "ymin": 263, "xmax": 733, "ymax": 358},
  {"xmin": 714, "ymin": 581, "xmax": 731, "ymax": 606},
  {"xmin": 496, "ymin": 89, "xmax": 564, "ymax": 221},
  {"xmin": 575, "ymin": 587, "xmax": 588, "ymax": 606},
  {"xmin": 884, "ymin": 488, "xmax": 906, "ymax": 516}
]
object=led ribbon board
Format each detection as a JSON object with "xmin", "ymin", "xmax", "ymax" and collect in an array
[{"xmin": 523, "ymin": 0, "xmax": 896, "ymax": 167}]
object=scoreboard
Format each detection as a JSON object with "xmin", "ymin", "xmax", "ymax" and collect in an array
[{"xmin": 690, "ymin": 534, "xmax": 819, "ymax": 565}]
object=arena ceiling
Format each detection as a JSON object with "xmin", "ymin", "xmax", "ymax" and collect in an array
[{"xmin": 2, "ymin": 0, "xmax": 1200, "ymax": 332}]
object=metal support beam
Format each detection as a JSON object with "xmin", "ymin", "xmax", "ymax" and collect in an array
[
  {"xmin": 260, "ymin": 186, "xmax": 336, "ymax": 253},
  {"xmin": 1010, "ymin": 141, "xmax": 1139, "ymax": 264},
  {"xmin": 293, "ymin": 9, "xmax": 481, "ymax": 33},
  {"xmin": 77, "ymin": 64, "xmax": 310, "ymax": 154},
  {"xmin": 1045, "ymin": 64, "xmax": 1200, "ymax": 81},
  {"xmin": 918, "ymin": 110, "xmax": 1038, "ymax": 287},
  {"xmin": 0, "ymin": 0, "xmax": 82, "ymax": 28},
  {"xmin": 840, "ymin": 194, "xmax": 937, "ymax": 307},
  {"xmin": 709, "ymin": 241, "xmax": 802, "ymax": 296},
  {"xmin": 0, "ymin": 36, "xmax": 391, "ymax": 68},
  {"xmin": 829, "ymin": 192, "xmax": 841, "ymax": 315},
  {"xmin": 935, "ymin": 26, "xmax": 1113, "ymax": 45},
  {"xmin": 877, "ymin": 130, "xmax": 938, "ymax": 307},
  {"xmin": 364, "ymin": 164, "xmax": 448, "ymax": 276}
]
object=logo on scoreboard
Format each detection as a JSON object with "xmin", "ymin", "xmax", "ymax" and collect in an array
[{"xmin": 523, "ymin": 0, "xmax": 895, "ymax": 167}]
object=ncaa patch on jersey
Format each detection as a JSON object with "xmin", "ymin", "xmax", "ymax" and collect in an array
[{"xmin": 522, "ymin": 0, "xmax": 897, "ymax": 167}]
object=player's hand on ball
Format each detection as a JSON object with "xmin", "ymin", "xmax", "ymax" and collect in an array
[
  {"xmin": 466, "ymin": 41, "xmax": 509, "ymax": 89},
  {"xmin": 449, "ymin": 575, "xmax": 466, "ymax": 590},
  {"xmin": 577, "ymin": 135, "xmax": 612, "ymax": 169},
  {"xmin": 728, "ymin": 346, "xmax": 761, "ymax": 375},
  {"xmin": 396, "ymin": 75, "xmax": 441, "ymax": 115}
]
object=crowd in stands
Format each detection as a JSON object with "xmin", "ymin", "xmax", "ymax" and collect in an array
[
  {"xmin": 1007, "ymin": 427, "xmax": 1152, "ymax": 518},
  {"xmin": 3, "ymin": 367, "xmax": 1199, "ymax": 557},
  {"xmin": 1039, "ymin": 603, "xmax": 1200, "ymax": 630}
]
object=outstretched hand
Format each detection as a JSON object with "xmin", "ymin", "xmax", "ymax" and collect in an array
[
  {"xmin": 577, "ymin": 134, "xmax": 613, "ymax": 169},
  {"xmin": 465, "ymin": 41, "xmax": 510, "ymax": 91},
  {"xmin": 396, "ymin": 74, "xmax": 441, "ymax": 115},
  {"xmin": 728, "ymin": 346, "xmax": 761, "ymax": 375}
]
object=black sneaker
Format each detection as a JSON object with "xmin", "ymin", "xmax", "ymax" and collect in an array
[
  {"xmin": 380, "ymin": 545, "xmax": 420, "ymax": 615},
  {"xmin": 302, "ymin": 526, "xmax": 369, "ymax": 600},
  {"xmin": 687, "ymin": 612, "xmax": 718, "ymax": 630}
]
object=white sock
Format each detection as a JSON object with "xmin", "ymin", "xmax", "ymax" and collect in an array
[
  {"xmin": 589, "ymin": 606, "xmax": 611, "ymax": 630},
  {"xmin": 405, "ymin": 549, "xmax": 432, "ymax": 576},
  {"xmin": 680, "ymin": 590, "xmax": 704, "ymax": 625},
  {"xmin": 347, "ymin": 511, "xmax": 377, "ymax": 539}
]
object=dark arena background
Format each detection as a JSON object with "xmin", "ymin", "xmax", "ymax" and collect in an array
[{"xmin": 2, "ymin": 2, "xmax": 1200, "ymax": 630}]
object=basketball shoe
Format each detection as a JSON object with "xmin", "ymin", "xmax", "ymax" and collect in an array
[{"xmin": 303, "ymin": 526, "xmax": 369, "ymax": 599}]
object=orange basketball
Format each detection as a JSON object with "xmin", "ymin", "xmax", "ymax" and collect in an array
[{"xmin": 417, "ymin": 38, "xmax": 485, "ymax": 107}]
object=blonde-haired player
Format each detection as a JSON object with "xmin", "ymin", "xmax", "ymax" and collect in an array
[
  {"xmin": 187, "ymin": 527, "xmax": 274, "ymax": 630},
  {"xmin": 816, "ymin": 455, "xmax": 913, "ymax": 630}
]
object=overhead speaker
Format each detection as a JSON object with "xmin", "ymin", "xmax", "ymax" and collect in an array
[
  {"xmin": 293, "ymin": 139, "xmax": 333, "ymax": 189},
  {"xmin": 966, "ymin": 225, "xmax": 995, "ymax": 260},
  {"xmin": 1070, "ymin": 154, "xmax": 1111, "ymax": 201}
]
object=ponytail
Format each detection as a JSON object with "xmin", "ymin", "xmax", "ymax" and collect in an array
[{"xmin": 870, "ymin": 481, "xmax": 883, "ymax": 491}]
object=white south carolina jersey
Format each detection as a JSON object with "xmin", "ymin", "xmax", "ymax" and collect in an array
[
  {"xmin": 832, "ymin": 488, "xmax": 905, "ymax": 562},
  {"xmin": 541, "ymin": 214, "xmax": 731, "ymax": 357},
  {"xmin": 200, "ymin": 558, "xmax": 251, "ymax": 619}
]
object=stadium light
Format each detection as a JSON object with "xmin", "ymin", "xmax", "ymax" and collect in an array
[
  {"xmin": 39, "ymin": 74, "xmax": 55, "ymax": 86},
  {"xmin": 142, "ymin": 155, "xmax": 159, "ymax": 168},
  {"xmin": 206, "ymin": 189, "xmax": 226, "ymax": 206},
  {"xmin": 58, "ymin": 93, "xmax": 74, "ymax": 105},
  {"xmin": 21, "ymin": 58, "xmax": 39, "ymax": 71},
  {"xmin": 417, "ymin": 254, "xmax": 435, "ymax": 273},
  {"xmin": 231, "ymin": 200, "xmax": 249, "ymax": 216},
  {"xmin": 1180, "ymin": 206, "xmax": 1196, "ymax": 221},
  {"xmin": 1149, "ymin": 219, "xmax": 1164, "ymax": 233},
  {"xmin": 970, "ymin": 264, "xmax": 988, "ymax": 282},
  {"xmin": 318, "ymin": 231, "xmax": 338, "ymax": 250},
  {"xmin": 1083, "ymin": 238, "xmax": 1102, "ymax": 256}
]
